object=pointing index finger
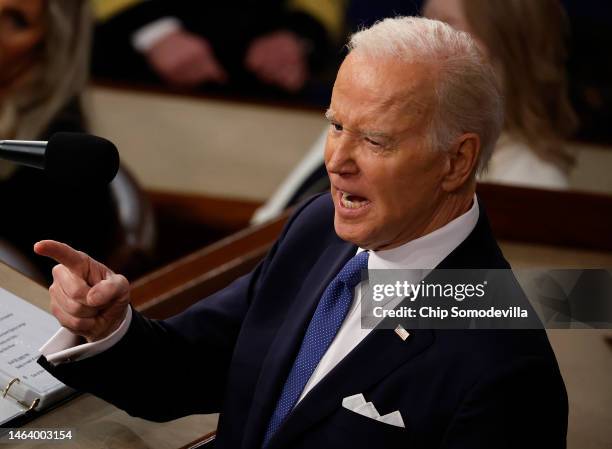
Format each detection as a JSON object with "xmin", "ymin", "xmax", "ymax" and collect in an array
[{"xmin": 34, "ymin": 240, "xmax": 90, "ymax": 279}]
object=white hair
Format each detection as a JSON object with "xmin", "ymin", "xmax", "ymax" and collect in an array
[{"xmin": 348, "ymin": 16, "xmax": 504, "ymax": 173}]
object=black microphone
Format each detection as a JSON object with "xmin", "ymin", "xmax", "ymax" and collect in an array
[{"xmin": 0, "ymin": 132, "xmax": 120, "ymax": 186}]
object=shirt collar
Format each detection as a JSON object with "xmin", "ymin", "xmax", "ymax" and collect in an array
[{"xmin": 359, "ymin": 194, "xmax": 479, "ymax": 270}]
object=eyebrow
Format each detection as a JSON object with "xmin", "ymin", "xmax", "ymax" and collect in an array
[
  {"xmin": 363, "ymin": 130, "xmax": 393, "ymax": 140},
  {"xmin": 324, "ymin": 109, "xmax": 393, "ymax": 141}
]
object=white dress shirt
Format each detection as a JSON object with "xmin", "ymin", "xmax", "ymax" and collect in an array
[
  {"xmin": 298, "ymin": 195, "xmax": 479, "ymax": 400},
  {"xmin": 40, "ymin": 196, "xmax": 479, "ymax": 400}
]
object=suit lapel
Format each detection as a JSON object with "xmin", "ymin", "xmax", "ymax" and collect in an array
[
  {"xmin": 266, "ymin": 326, "xmax": 434, "ymax": 449},
  {"xmin": 241, "ymin": 238, "xmax": 357, "ymax": 449}
]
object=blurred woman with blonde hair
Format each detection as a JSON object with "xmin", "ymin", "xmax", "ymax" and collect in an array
[
  {"xmin": 0, "ymin": 0, "xmax": 91, "ymax": 141},
  {"xmin": 0, "ymin": 0, "xmax": 136, "ymax": 280},
  {"xmin": 424, "ymin": 0, "xmax": 578, "ymax": 189}
]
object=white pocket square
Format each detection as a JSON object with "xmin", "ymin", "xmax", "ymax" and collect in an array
[{"xmin": 342, "ymin": 394, "xmax": 405, "ymax": 428}]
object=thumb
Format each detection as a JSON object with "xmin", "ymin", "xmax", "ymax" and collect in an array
[{"xmin": 86, "ymin": 273, "xmax": 130, "ymax": 308}]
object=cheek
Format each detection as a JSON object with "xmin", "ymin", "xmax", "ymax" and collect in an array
[
  {"xmin": 1, "ymin": 40, "xmax": 35, "ymax": 64},
  {"xmin": 373, "ymin": 154, "xmax": 444, "ymax": 209}
]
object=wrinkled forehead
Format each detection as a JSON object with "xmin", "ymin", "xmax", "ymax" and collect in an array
[{"xmin": 330, "ymin": 52, "xmax": 437, "ymax": 129}]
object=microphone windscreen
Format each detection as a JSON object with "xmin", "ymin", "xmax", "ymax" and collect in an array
[{"xmin": 45, "ymin": 132, "xmax": 120, "ymax": 186}]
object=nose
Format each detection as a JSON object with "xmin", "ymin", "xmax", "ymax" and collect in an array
[{"xmin": 324, "ymin": 131, "xmax": 359, "ymax": 177}]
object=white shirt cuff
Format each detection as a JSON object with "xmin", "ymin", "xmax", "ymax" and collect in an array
[
  {"xmin": 131, "ymin": 17, "xmax": 183, "ymax": 53},
  {"xmin": 39, "ymin": 307, "xmax": 133, "ymax": 366}
]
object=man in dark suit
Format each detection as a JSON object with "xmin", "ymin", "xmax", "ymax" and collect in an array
[{"xmin": 35, "ymin": 16, "xmax": 567, "ymax": 448}]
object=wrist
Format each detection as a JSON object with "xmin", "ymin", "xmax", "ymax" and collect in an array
[{"xmin": 131, "ymin": 17, "xmax": 184, "ymax": 53}]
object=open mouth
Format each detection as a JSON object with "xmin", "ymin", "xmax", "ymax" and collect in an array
[{"xmin": 339, "ymin": 190, "xmax": 371, "ymax": 209}]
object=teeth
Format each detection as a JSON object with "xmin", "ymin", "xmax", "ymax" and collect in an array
[{"xmin": 341, "ymin": 191, "xmax": 367, "ymax": 209}]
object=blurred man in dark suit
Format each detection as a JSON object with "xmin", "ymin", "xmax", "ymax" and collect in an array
[{"xmin": 91, "ymin": 0, "xmax": 343, "ymax": 94}]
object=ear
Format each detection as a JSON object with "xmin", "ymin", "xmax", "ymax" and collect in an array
[{"xmin": 441, "ymin": 133, "xmax": 480, "ymax": 192}]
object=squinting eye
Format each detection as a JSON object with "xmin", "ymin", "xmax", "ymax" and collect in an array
[
  {"xmin": 331, "ymin": 123, "xmax": 343, "ymax": 132},
  {"xmin": 365, "ymin": 137, "xmax": 381, "ymax": 147}
]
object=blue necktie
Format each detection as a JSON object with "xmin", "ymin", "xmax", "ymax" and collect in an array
[{"xmin": 262, "ymin": 250, "xmax": 370, "ymax": 447}]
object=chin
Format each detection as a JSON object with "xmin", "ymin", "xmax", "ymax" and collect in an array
[{"xmin": 333, "ymin": 216, "xmax": 371, "ymax": 247}]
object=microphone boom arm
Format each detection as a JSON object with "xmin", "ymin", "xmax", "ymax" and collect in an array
[{"xmin": 0, "ymin": 140, "xmax": 47, "ymax": 170}]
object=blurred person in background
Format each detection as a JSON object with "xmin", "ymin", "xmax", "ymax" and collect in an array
[
  {"xmin": 0, "ymin": 0, "xmax": 89, "ymax": 140},
  {"xmin": 91, "ymin": 0, "xmax": 345, "ymax": 102},
  {"xmin": 424, "ymin": 0, "xmax": 579, "ymax": 189},
  {"xmin": 0, "ymin": 0, "xmax": 153, "ymax": 281}
]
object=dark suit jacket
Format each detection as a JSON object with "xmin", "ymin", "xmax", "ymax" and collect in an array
[{"xmin": 40, "ymin": 193, "xmax": 567, "ymax": 449}]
